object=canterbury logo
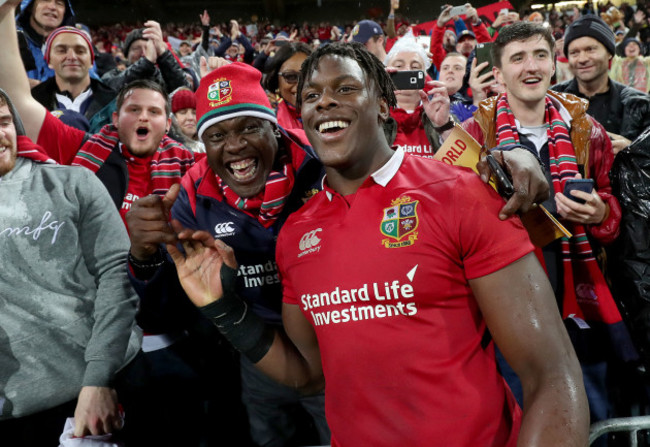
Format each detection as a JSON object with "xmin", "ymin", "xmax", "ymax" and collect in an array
[
  {"xmin": 214, "ymin": 222, "xmax": 235, "ymax": 235},
  {"xmin": 299, "ymin": 229, "xmax": 322, "ymax": 251}
]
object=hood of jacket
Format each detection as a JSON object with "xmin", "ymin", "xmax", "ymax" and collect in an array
[
  {"xmin": 16, "ymin": 0, "xmax": 76, "ymax": 43},
  {"xmin": 0, "ymin": 88, "xmax": 26, "ymax": 136}
]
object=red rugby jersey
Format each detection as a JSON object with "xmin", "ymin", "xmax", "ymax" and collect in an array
[{"xmin": 277, "ymin": 150, "xmax": 532, "ymax": 447}]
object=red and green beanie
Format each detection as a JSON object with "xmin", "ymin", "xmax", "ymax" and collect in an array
[{"xmin": 196, "ymin": 62, "xmax": 277, "ymax": 140}]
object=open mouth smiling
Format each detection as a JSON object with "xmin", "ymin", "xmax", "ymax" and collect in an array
[
  {"xmin": 317, "ymin": 120, "xmax": 350, "ymax": 134},
  {"xmin": 523, "ymin": 76, "xmax": 542, "ymax": 85},
  {"xmin": 228, "ymin": 157, "xmax": 258, "ymax": 182}
]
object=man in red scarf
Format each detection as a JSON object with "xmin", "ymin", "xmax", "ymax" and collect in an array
[{"xmin": 447, "ymin": 21, "xmax": 628, "ymax": 426}]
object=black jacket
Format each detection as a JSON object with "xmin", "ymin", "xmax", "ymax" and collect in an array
[
  {"xmin": 610, "ymin": 127, "xmax": 650, "ymax": 371},
  {"xmin": 552, "ymin": 78, "xmax": 650, "ymax": 141},
  {"xmin": 31, "ymin": 77, "xmax": 116, "ymax": 122},
  {"xmin": 101, "ymin": 50, "xmax": 190, "ymax": 94}
]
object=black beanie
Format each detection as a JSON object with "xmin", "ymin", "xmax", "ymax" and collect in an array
[
  {"xmin": 123, "ymin": 28, "xmax": 145, "ymax": 57},
  {"xmin": 623, "ymin": 37, "xmax": 643, "ymax": 54},
  {"xmin": 563, "ymin": 15, "xmax": 616, "ymax": 56}
]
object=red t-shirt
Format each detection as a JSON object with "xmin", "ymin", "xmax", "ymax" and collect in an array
[
  {"xmin": 317, "ymin": 26, "xmax": 332, "ymax": 41},
  {"xmin": 37, "ymin": 111, "xmax": 87, "ymax": 165},
  {"xmin": 277, "ymin": 151, "xmax": 531, "ymax": 447},
  {"xmin": 118, "ymin": 144, "xmax": 153, "ymax": 224}
]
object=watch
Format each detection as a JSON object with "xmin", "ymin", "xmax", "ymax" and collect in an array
[{"xmin": 433, "ymin": 118, "xmax": 456, "ymax": 132}]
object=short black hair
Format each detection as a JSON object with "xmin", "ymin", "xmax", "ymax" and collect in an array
[
  {"xmin": 296, "ymin": 41, "xmax": 396, "ymax": 110},
  {"xmin": 262, "ymin": 42, "xmax": 313, "ymax": 93},
  {"xmin": 116, "ymin": 79, "xmax": 170, "ymax": 116},
  {"xmin": 492, "ymin": 22, "xmax": 554, "ymax": 68}
]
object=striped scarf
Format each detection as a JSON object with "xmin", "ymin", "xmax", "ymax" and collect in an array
[
  {"xmin": 71, "ymin": 124, "xmax": 194, "ymax": 197},
  {"xmin": 495, "ymin": 94, "xmax": 621, "ymax": 324},
  {"xmin": 216, "ymin": 150, "xmax": 294, "ymax": 228}
]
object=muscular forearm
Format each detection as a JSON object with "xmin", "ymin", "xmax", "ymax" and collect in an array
[
  {"xmin": 255, "ymin": 330, "xmax": 325, "ymax": 395},
  {"xmin": 518, "ymin": 367, "xmax": 589, "ymax": 446},
  {"xmin": 471, "ymin": 254, "xmax": 589, "ymax": 446}
]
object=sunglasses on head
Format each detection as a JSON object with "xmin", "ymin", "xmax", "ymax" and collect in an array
[{"xmin": 278, "ymin": 71, "xmax": 300, "ymax": 84}]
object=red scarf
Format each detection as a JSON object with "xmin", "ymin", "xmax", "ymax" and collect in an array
[
  {"xmin": 495, "ymin": 94, "xmax": 621, "ymax": 325},
  {"xmin": 16, "ymin": 136, "xmax": 56, "ymax": 164},
  {"xmin": 71, "ymin": 124, "xmax": 195, "ymax": 197},
  {"xmin": 216, "ymin": 150, "xmax": 295, "ymax": 228},
  {"xmin": 275, "ymin": 99, "xmax": 302, "ymax": 130}
]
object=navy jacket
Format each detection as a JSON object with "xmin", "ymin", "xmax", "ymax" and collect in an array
[{"xmin": 129, "ymin": 128, "xmax": 323, "ymax": 332}]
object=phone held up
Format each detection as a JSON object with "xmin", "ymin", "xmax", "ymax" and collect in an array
[
  {"xmin": 448, "ymin": 4, "xmax": 468, "ymax": 17},
  {"xmin": 390, "ymin": 70, "xmax": 425, "ymax": 90},
  {"xmin": 563, "ymin": 179, "xmax": 594, "ymax": 204},
  {"xmin": 486, "ymin": 153, "xmax": 515, "ymax": 199},
  {"xmin": 475, "ymin": 42, "xmax": 494, "ymax": 79}
]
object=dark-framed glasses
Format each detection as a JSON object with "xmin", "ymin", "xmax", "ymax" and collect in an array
[{"xmin": 278, "ymin": 71, "xmax": 300, "ymax": 84}]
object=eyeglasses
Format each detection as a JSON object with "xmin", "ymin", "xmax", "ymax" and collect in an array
[{"xmin": 278, "ymin": 71, "xmax": 300, "ymax": 84}]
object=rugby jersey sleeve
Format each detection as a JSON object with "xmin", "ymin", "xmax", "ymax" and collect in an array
[{"xmin": 451, "ymin": 170, "xmax": 535, "ymax": 280}]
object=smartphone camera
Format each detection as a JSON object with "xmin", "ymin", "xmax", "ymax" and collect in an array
[{"xmin": 390, "ymin": 70, "xmax": 425, "ymax": 90}]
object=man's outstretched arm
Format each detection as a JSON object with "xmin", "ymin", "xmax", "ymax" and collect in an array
[
  {"xmin": 167, "ymin": 226, "xmax": 325, "ymax": 395},
  {"xmin": 0, "ymin": 0, "xmax": 46, "ymax": 142},
  {"xmin": 470, "ymin": 253, "xmax": 589, "ymax": 447}
]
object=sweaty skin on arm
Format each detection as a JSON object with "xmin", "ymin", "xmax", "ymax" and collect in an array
[
  {"xmin": 469, "ymin": 253, "xmax": 589, "ymax": 447},
  {"xmin": 0, "ymin": 0, "xmax": 47, "ymax": 142}
]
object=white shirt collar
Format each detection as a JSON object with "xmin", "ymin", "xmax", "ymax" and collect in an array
[
  {"xmin": 55, "ymin": 87, "xmax": 93, "ymax": 113},
  {"xmin": 324, "ymin": 148, "xmax": 405, "ymax": 201},
  {"xmin": 371, "ymin": 147, "xmax": 405, "ymax": 186}
]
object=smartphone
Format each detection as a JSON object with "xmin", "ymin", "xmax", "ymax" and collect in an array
[
  {"xmin": 475, "ymin": 42, "xmax": 494, "ymax": 79},
  {"xmin": 449, "ymin": 5, "xmax": 468, "ymax": 17},
  {"xmin": 390, "ymin": 70, "xmax": 425, "ymax": 90},
  {"xmin": 486, "ymin": 154, "xmax": 514, "ymax": 199},
  {"xmin": 500, "ymin": 8, "xmax": 509, "ymax": 15},
  {"xmin": 563, "ymin": 178, "xmax": 594, "ymax": 204}
]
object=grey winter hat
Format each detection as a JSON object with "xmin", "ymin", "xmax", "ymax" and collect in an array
[
  {"xmin": 123, "ymin": 28, "xmax": 145, "ymax": 57},
  {"xmin": 564, "ymin": 15, "xmax": 616, "ymax": 56}
]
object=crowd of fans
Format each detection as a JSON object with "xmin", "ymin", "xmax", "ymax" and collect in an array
[
  {"xmin": 5, "ymin": 0, "xmax": 650, "ymax": 445},
  {"xmin": 82, "ymin": 1, "xmax": 650, "ymax": 90}
]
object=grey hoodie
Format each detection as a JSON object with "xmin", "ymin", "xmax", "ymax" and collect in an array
[{"xmin": 0, "ymin": 89, "xmax": 141, "ymax": 418}]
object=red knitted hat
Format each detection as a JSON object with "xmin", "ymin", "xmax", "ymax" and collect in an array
[
  {"xmin": 171, "ymin": 89, "xmax": 196, "ymax": 114},
  {"xmin": 44, "ymin": 26, "xmax": 95, "ymax": 64},
  {"xmin": 196, "ymin": 62, "xmax": 276, "ymax": 140}
]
